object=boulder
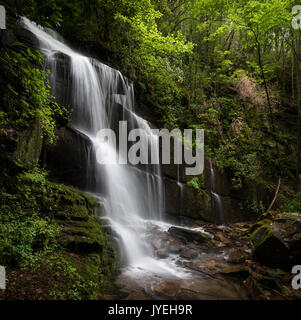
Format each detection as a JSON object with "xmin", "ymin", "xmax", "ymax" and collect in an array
[
  {"xmin": 168, "ymin": 226, "xmax": 211, "ymax": 245},
  {"xmin": 251, "ymin": 224, "xmax": 290, "ymax": 270},
  {"xmin": 250, "ymin": 213, "xmax": 301, "ymax": 270}
]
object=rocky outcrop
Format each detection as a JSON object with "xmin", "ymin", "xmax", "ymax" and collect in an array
[
  {"xmin": 251, "ymin": 212, "xmax": 301, "ymax": 270},
  {"xmin": 15, "ymin": 117, "xmax": 43, "ymax": 168},
  {"xmin": 0, "ymin": 16, "xmax": 38, "ymax": 50},
  {"xmin": 45, "ymin": 125, "xmax": 99, "ymax": 191},
  {"xmin": 0, "ymin": 118, "xmax": 43, "ymax": 169},
  {"xmin": 163, "ymin": 155, "xmax": 272, "ymax": 224}
]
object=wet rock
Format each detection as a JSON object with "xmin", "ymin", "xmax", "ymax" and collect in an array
[
  {"xmin": 45, "ymin": 125, "xmax": 99, "ymax": 191},
  {"xmin": 157, "ymin": 250, "xmax": 168, "ymax": 259},
  {"xmin": 220, "ymin": 265, "xmax": 250, "ymax": 279},
  {"xmin": 182, "ymin": 185, "xmax": 212, "ymax": 221},
  {"xmin": 251, "ymin": 224, "xmax": 289, "ymax": 270},
  {"xmin": 151, "ymin": 236, "xmax": 163, "ymax": 251},
  {"xmin": 168, "ymin": 226, "xmax": 211, "ymax": 245},
  {"xmin": 46, "ymin": 52, "xmax": 72, "ymax": 107},
  {"xmin": 164, "ymin": 177, "xmax": 182, "ymax": 217},
  {"xmin": 167, "ymin": 241, "xmax": 184, "ymax": 254},
  {"xmin": 228, "ymin": 248, "xmax": 245, "ymax": 264},
  {"xmin": 208, "ymin": 159, "xmax": 272, "ymax": 210},
  {"xmin": 180, "ymin": 250, "xmax": 198, "ymax": 260},
  {"xmin": 154, "ymin": 281, "xmax": 181, "ymax": 298}
]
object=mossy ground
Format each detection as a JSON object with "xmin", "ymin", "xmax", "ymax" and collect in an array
[{"xmin": 0, "ymin": 165, "xmax": 119, "ymax": 300}]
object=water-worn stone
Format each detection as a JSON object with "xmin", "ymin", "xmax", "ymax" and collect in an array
[
  {"xmin": 220, "ymin": 265, "xmax": 250, "ymax": 279},
  {"xmin": 167, "ymin": 241, "xmax": 184, "ymax": 254},
  {"xmin": 168, "ymin": 226, "xmax": 211, "ymax": 245},
  {"xmin": 157, "ymin": 250, "xmax": 168, "ymax": 259}
]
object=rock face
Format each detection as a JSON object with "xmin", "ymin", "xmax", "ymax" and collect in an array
[
  {"xmin": 163, "ymin": 156, "xmax": 269, "ymax": 224},
  {"xmin": 15, "ymin": 117, "xmax": 43, "ymax": 168},
  {"xmin": 45, "ymin": 125, "xmax": 100, "ymax": 192},
  {"xmin": 251, "ymin": 213, "xmax": 301, "ymax": 270},
  {"xmin": 0, "ymin": 118, "xmax": 43, "ymax": 169}
]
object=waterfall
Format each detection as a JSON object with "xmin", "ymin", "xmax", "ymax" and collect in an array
[
  {"xmin": 20, "ymin": 17, "xmax": 184, "ymax": 276},
  {"xmin": 209, "ymin": 160, "xmax": 225, "ymax": 225},
  {"xmin": 176, "ymin": 164, "xmax": 184, "ymax": 215}
]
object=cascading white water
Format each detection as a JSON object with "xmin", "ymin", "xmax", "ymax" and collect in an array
[
  {"xmin": 209, "ymin": 160, "xmax": 225, "ymax": 225},
  {"xmin": 20, "ymin": 17, "xmax": 190, "ymax": 277}
]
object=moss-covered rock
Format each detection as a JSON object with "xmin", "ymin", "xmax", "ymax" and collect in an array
[
  {"xmin": 14, "ymin": 117, "xmax": 43, "ymax": 168},
  {"xmin": 250, "ymin": 212, "xmax": 301, "ymax": 270}
]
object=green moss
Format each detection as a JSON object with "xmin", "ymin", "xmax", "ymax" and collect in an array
[
  {"xmin": 250, "ymin": 224, "xmax": 274, "ymax": 251},
  {"xmin": 14, "ymin": 117, "xmax": 43, "ymax": 169}
]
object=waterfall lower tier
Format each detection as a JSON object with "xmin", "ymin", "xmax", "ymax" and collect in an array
[{"xmin": 209, "ymin": 160, "xmax": 225, "ymax": 225}]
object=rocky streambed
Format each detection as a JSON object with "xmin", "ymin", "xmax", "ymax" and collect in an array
[{"xmin": 107, "ymin": 213, "xmax": 301, "ymax": 300}]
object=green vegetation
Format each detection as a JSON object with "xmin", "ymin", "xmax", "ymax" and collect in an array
[
  {"xmin": 0, "ymin": 47, "xmax": 68, "ymax": 144},
  {"xmin": 0, "ymin": 167, "xmax": 118, "ymax": 299},
  {"xmin": 1, "ymin": 0, "xmax": 301, "ymax": 299},
  {"xmin": 1, "ymin": 1, "xmax": 300, "ymax": 194}
]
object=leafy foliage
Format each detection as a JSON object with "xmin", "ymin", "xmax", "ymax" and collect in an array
[{"xmin": 0, "ymin": 47, "xmax": 68, "ymax": 144}]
